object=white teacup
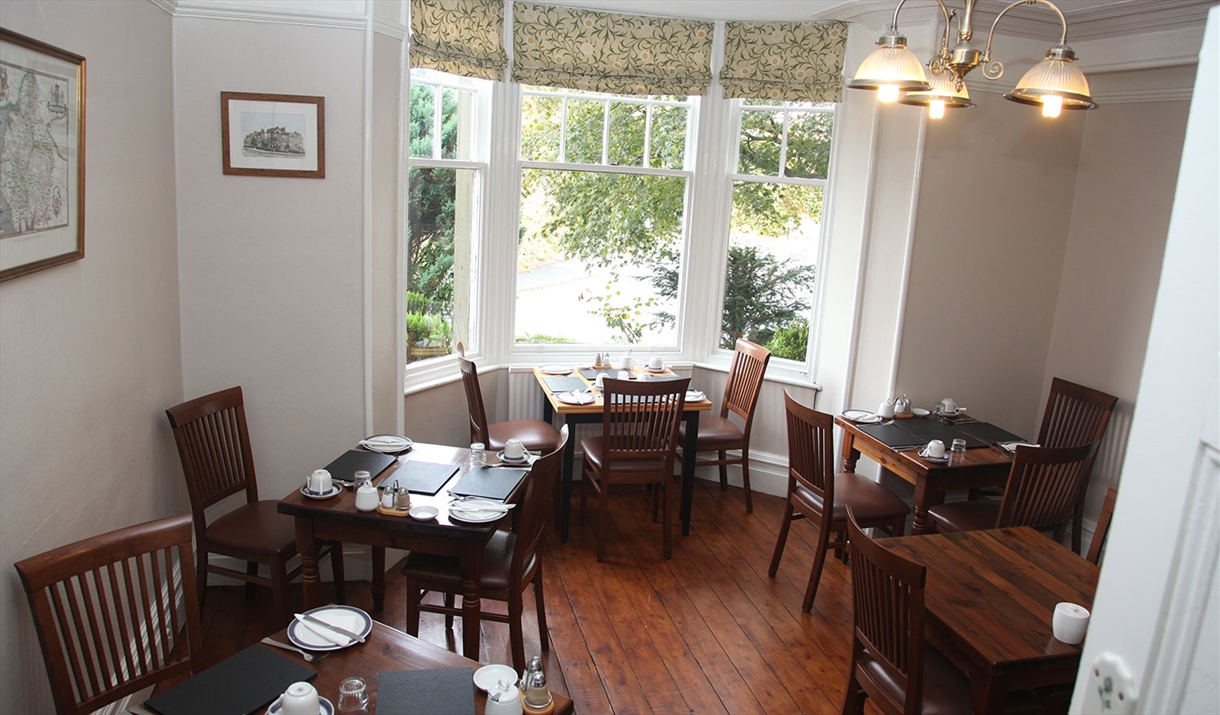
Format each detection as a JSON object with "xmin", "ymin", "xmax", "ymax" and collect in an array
[
  {"xmin": 503, "ymin": 438, "xmax": 526, "ymax": 460},
  {"xmin": 877, "ymin": 400, "xmax": 895, "ymax": 419},
  {"xmin": 308, "ymin": 469, "xmax": 332, "ymax": 495},
  {"xmin": 939, "ymin": 397, "xmax": 958, "ymax": 414},
  {"xmin": 648, "ymin": 356, "xmax": 664, "ymax": 370},
  {"xmin": 924, "ymin": 440, "xmax": 946, "ymax": 459},
  {"xmin": 621, "ymin": 355, "xmax": 634, "ymax": 371},
  {"xmin": 1052, "ymin": 602, "xmax": 1090, "ymax": 644},
  {"xmin": 639, "ymin": 372, "xmax": 652, "ymax": 381},
  {"xmin": 594, "ymin": 372, "xmax": 609, "ymax": 389},
  {"xmin": 279, "ymin": 681, "xmax": 320, "ymax": 715},
  {"xmin": 617, "ymin": 370, "xmax": 630, "ymax": 380}
]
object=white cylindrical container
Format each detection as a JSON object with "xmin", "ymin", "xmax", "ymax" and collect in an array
[{"xmin": 1052, "ymin": 602, "xmax": 1090, "ymax": 644}]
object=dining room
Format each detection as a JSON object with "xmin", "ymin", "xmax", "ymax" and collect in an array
[{"xmin": 1, "ymin": 0, "xmax": 1217, "ymax": 713}]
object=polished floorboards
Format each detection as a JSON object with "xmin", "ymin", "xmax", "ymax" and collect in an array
[{"xmin": 199, "ymin": 479, "xmax": 876, "ymax": 714}]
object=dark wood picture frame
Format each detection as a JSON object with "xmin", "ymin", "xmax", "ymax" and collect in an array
[
  {"xmin": 0, "ymin": 29, "xmax": 86, "ymax": 282},
  {"xmin": 220, "ymin": 91, "xmax": 325, "ymax": 179}
]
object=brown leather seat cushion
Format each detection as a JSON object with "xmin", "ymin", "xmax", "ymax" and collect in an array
[
  {"xmin": 858, "ymin": 643, "xmax": 971, "ymax": 715},
  {"xmin": 580, "ymin": 436, "xmax": 669, "ymax": 477},
  {"xmin": 488, "ymin": 420, "xmax": 561, "ymax": 453},
  {"xmin": 204, "ymin": 500, "xmax": 297, "ymax": 558},
  {"xmin": 927, "ymin": 501, "xmax": 1000, "ymax": 533},
  {"xmin": 679, "ymin": 414, "xmax": 742, "ymax": 449},
  {"xmin": 403, "ymin": 531, "xmax": 528, "ymax": 591},
  {"xmin": 793, "ymin": 473, "xmax": 910, "ymax": 524}
]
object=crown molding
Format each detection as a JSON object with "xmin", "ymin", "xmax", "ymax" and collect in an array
[
  {"xmin": 171, "ymin": 0, "xmax": 367, "ymax": 30},
  {"xmin": 1093, "ymin": 86, "xmax": 1194, "ymax": 104},
  {"xmin": 374, "ymin": 18, "xmax": 408, "ymax": 40},
  {"xmin": 148, "ymin": 0, "xmax": 177, "ymax": 15}
]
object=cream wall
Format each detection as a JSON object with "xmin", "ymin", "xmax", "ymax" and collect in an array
[
  {"xmin": 0, "ymin": 3, "xmax": 183, "ymax": 713},
  {"xmin": 173, "ymin": 18, "xmax": 368, "ymax": 499},
  {"xmin": 372, "ymin": 30, "xmax": 405, "ymax": 435}
]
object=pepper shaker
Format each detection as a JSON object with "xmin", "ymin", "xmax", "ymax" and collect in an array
[{"xmin": 395, "ymin": 485, "xmax": 412, "ymax": 510}]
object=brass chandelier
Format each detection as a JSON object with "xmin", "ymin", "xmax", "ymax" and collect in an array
[{"xmin": 847, "ymin": 0, "xmax": 1098, "ymax": 119}]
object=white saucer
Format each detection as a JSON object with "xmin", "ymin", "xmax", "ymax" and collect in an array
[
  {"xmin": 556, "ymin": 390, "xmax": 595, "ymax": 405},
  {"xmin": 843, "ymin": 409, "xmax": 883, "ymax": 424},
  {"xmin": 408, "ymin": 505, "xmax": 439, "ymax": 521},
  {"xmin": 474, "ymin": 664, "xmax": 519, "ymax": 692},
  {"xmin": 267, "ymin": 696, "xmax": 333, "ymax": 715},
  {"xmin": 937, "ymin": 408, "xmax": 966, "ymax": 417},
  {"xmin": 911, "ymin": 408, "xmax": 930, "ymax": 417},
  {"xmin": 496, "ymin": 450, "xmax": 531, "ymax": 465},
  {"xmin": 286, "ymin": 605, "xmax": 372, "ymax": 651},
  {"xmin": 918, "ymin": 450, "xmax": 950, "ymax": 463},
  {"xmin": 539, "ymin": 364, "xmax": 573, "ymax": 375},
  {"xmin": 360, "ymin": 434, "xmax": 412, "ymax": 453},
  {"xmin": 300, "ymin": 484, "xmax": 342, "ymax": 500},
  {"xmin": 645, "ymin": 365, "xmax": 666, "ymax": 373}
]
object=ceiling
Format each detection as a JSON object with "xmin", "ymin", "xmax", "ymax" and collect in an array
[{"xmin": 539, "ymin": 0, "xmax": 1216, "ymax": 41}]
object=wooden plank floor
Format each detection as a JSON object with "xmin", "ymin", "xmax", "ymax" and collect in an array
[{"xmin": 198, "ymin": 480, "xmax": 878, "ymax": 714}]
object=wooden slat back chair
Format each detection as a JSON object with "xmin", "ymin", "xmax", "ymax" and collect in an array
[
  {"xmin": 580, "ymin": 377, "xmax": 689, "ymax": 562},
  {"xmin": 927, "ymin": 442, "xmax": 1099, "ymax": 537},
  {"xmin": 1086, "ymin": 487, "xmax": 1119, "ymax": 565},
  {"xmin": 769, "ymin": 392, "xmax": 910, "ymax": 612},
  {"xmin": 840, "ymin": 509, "xmax": 984, "ymax": 715},
  {"xmin": 166, "ymin": 386, "xmax": 344, "ymax": 627},
  {"xmin": 405, "ymin": 426, "xmax": 569, "ymax": 671},
  {"xmin": 458, "ymin": 356, "xmax": 561, "ymax": 454},
  {"xmin": 1037, "ymin": 378, "xmax": 1118, "ymax": 553},
  {"xmin": 680, "ymin": 338, "xmax": 771, "ymax": 513},
  {"xmin": 15, "ymin": 514, "xmax": 203, "ymax": 715}
]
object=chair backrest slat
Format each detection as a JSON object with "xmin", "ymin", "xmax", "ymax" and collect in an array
[
  {"xmin": 459, "ymin": 357, "xmax": 491, "ymax": 446},
  {"xmin": 1038, "ymin": 378, "xmax": 1117, "ymax": 448},
  {"xmin": 602, "ymin": 378, "xmax": 688, "ymax": 467},
  {"xmin": 166, "ymin": 387, "xmax": 259, "ymax": 521},
  {"xmin": 1086, "ymin": 487, "xmax": 1119, "ymax": 565},
  {"xmin": 512, "ymin": 426, "xmax": 569, "ymax": 579},
  {"xmin": 15, "ymin": 514, "xmax": 202, "ymax": 715},
  {"xmin": 722, "ymin": 340, "xmax": 771, "ymax": 433},
  {"xmin": 783, "ymin": 391, "xmax": 835, "ymax": 501},
  {"xmin": 998, "ymin": 442, "xmax": 1099, "ymax": 532}
]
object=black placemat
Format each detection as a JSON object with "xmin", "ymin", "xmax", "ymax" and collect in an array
[
  {"xmin": 895, "ymin": 420, "xmax": 989, "ymax": 449},
  {"xmin": 449, "ymin": 465, "xmax": 528, "ymax": 501},
  {"xmin": 144, "ymin": 644, "xmax": 315, "ymax": 715},
  {"xmin": 856, "ymin": 423, "xmax": 928, "ymax": 450},
  {"xmin": 542, "ymin": 376, "xmax": 587, "ymax": 393},
  {"xmin": 954, "ymin": 421, "xmax": 1027, "ymax": 445},
  {"xmin": 324, "ymin": 450, "xmax": 397, "ymax": 483},
  {"xmin": 380, "ymin": 460, "xmax": 459, "ymax": 495},
  {"xmin": 376, "ymin": 668, "xmax": 475, "ymax": 715}
]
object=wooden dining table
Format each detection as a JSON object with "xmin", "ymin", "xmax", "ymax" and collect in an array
[
  {"xmin": 835, "ymin": 415, "xmax": 1017, "ymax": 534},
  {"xmin": 877, "ymin": 527, "xmax": 1099, "ymax": 714},
  {"xmin": 278, "ymin": 442, "xmax": 527, "ymax": 660},
  {"xmin": 532, "ymin": 365, "xmax": 713, "ymax": 541}
]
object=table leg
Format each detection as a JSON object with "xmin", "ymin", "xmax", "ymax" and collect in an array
[
  {"xmin": 559, "ymin": 416, "xmax": 578, "ymax": 543},
  {"xmin": 295, "ymin": 518, "xmax": 322, "ymax": 610},
  {"xmin": 460, "ymin": 545, "xmax": 485, "ymax": 660},
  {"xmin": 371, "ymin": 547, "xmax": 386, "ymax": 613},
  {"xmin": 969, "ymin": 667, "xmax": 1009, "ymax": 715},
  {"xmin": 841, "ymin": 432, "xmax": 860, "ymax": 473},
  {"xmin": 911, "ymin": 478, "xmax": 944, "ymax": 535},
  {"xmin": 680, "ymin": 412, "xmax": 700, "ymax": 536}
]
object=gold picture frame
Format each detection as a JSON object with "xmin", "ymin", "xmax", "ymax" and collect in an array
[
  {"xmin": 0, "ymin": 29, "xmax": 86, "ymax": 282},
  {"xmin": 221, "ymin": 91, "xmax": 325, "ymax": 179}
]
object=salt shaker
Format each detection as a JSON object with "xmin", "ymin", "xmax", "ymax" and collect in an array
[
  {"xmin": 521, "ymin": 655, "xmax": 542, "ymax": 693},
  {"xmin": 523, "ymin": 669, "xmax": 553, "ymax": 713},
  {"xmin": 380, "ymin": 485, "xmax": 395, "ymax": 509}
]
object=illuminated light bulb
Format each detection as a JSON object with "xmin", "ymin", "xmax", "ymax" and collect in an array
[
  {"xmin": 1041, "ymin": 94, "xmax": 1063, "ymax": 118},
  {"xmin": 929, "ymin": 99, "xmax": 946, "ymax": 119},
  {"xmin": 878, "ymin": 84, "xmax": 900, "ymax": 103}
]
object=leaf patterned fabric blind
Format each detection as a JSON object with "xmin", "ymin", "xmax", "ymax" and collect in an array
[
  {"xmin": 721, "ymin": 21, "xmax": 848, "ymax": 102},
  {"xmin": 511, "ymin": 3, "xmax": 714, "ymax": 95},
  {"xmin": 410, "ymin": 0, "xmax": 508, "ymax": 81}
]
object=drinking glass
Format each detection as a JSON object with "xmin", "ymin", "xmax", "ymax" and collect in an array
[
  {"xmin": 950, "ymin": 438, "xmax": 967, "ymax": 464},
  {"xmin": 337, "ymin": 677, "xmax": 369, "ymax": 715}
]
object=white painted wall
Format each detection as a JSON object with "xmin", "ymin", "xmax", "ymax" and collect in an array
[
  {"xmin": 372, "ymin": 29, "xmax": 405, "ymax": 435},
  {"xmin": 0, "ymin": 3, "xmax": 182, "ymax": 713},
  {"xmin": 173, "ymin": 17, "xmax": 368, "ymax": 499}
]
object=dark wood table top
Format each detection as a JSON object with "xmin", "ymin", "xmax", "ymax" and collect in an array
[
  {"xmin": 265, "ymin": 621, "xmax": 573, "ymax": 715},
  {"xmin": 877, "ymin": 527, "xmax": 1098, "ymax": 711},
  {"xmin": 834, "ymin": 415, "xmax": 1016, "ymax": 483},
  {"xmin": 533, "ymin": 366, "xmax": 713, "ymax": 416}
]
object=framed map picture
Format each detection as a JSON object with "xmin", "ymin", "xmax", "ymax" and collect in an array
[
  {"xmin": 221, "ymin": 92, "xmax": 325, "ymax": 179},
  {"xmin": 0, "ymin": 30, "xmax": 85, "ymax": 282}
]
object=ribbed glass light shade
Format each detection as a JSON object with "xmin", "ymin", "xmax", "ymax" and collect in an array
[
  {"xmin": 899, "ymin": 69, "xmax": 975, "ymax": 109},
  {"xmin": 846, "ymin": 42, "xmax": 931, "ymax": 92},
  {"xmin": 1005, "ymin": 50, "xmax": 1097, "ymax": 110}
]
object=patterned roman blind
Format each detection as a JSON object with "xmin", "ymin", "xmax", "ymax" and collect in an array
[
  {"xmin": 410, "ymin": 0, "xmax": 508, "ymax": 81},
  {"xmin": 721, "ymin": 21, "xmax": 848, "ymax": 102},
  {"xmin": 511, "ymin": 2, "xmax": 714, "ymax": 95}
]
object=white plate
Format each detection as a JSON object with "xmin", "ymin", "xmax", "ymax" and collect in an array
[
  {"xmin": 360, "ymin": 434, "xmax": 412, "ymax": 453},
  {"xmin": 685, "ymin": 390, "xmax": 706, "ymax": 402},
  {"xmin": 286, "ymin": 606, "xmax": 372, "ymax": 651},
  {"xmin": 473, "ymin": 664, "xmax": 519, "ymax": 692},
  {"xmin": 408, "ymin": 505, "xmax": 439, "ymax": 521},
  {"xmin": 918, "ymin": 450, "xmax": 950, "ymax": 463},
  {"xmin": 911, "ymin": 408, "xmax": 930, "ymax": 417},
  {"xmin": 449, "ymin": 506, "xmax": 509, "ymax": 523},
  {"xmin": 539, "ymin": 364, "xmax": 573, "ymax": 375},
  {"xmin": 496, "ymin": 450, "xmax": 531, "ymax": 465},
  {"xmin": 1001, "ymin": 441, "xmax": 1040, "ymax": 454},
  {"xmin": 267, "ymin": 696, "xmax": 333, "ymax": 715},
  {"xmin": 300, "ymin": 484, "xmax": 342, "ymax": 500},
  {"xmin": 843, "ymin": 410, "xmax": 883, "ymax": 424},
  {"xmin": 556, "ymin": 390, "xmax": 595, "ymax": 405}
]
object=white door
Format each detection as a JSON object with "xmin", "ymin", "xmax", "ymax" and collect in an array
[{"xmin": 1071, "ymin": 8, "xmax": 1220, "ymax": 714}]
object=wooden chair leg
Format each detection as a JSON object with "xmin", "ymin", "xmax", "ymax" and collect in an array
[
  {"xmin": 443, "ymin": 593, "xmax": 455, "ymax": 630},
  {"xmin": 245, "ymin": 561, "xmax": 259, "ymax": 600},
  {"xmin": 839, "ymin": 668, "xmax": 867, "ymax": 715},
  {"xmin": 596, "ymin": 480, "xmax": 611, "ymax": 563},
  {"xmin": 270, "ymin": 560, "xmax": 289, "ymax": 630},
  {"xmin": 661, "ymin": 480, "xmax": 672, "ymax": 560},
  {"xmin": 405, "ymin": 583, "xmax": 421, "ymax": 636},
  {"xmin": 509, "ymin": 592, "xmax": 526, "ymax": 672},
  {"xmin": 533, "ymin": 569, "xmax": 549, "ymax": 651},
  {"xmin": 579, "ymin": 469, "xmax": 590, "ymax": 525},
  {"xmin": 802, "ymin": 523, "xmax": 832, "ymax": 612},
  {"xmin": 741, "ymin": 452, "xmax": 753, "ymax": 513},
  {"xmin": 718, "ymin": 452, "xmax": 729, "ymax": 490},
  {"xmin": 197, "ymin": 553, "xmax": 209, "ymax": 614},
  {"xmin": 329, "ymin": 543, "xmax": 346, "ymax": 604},
  {"xmin": 769, "ymin": 503, "xmax": 795, "ymax": 577}
]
